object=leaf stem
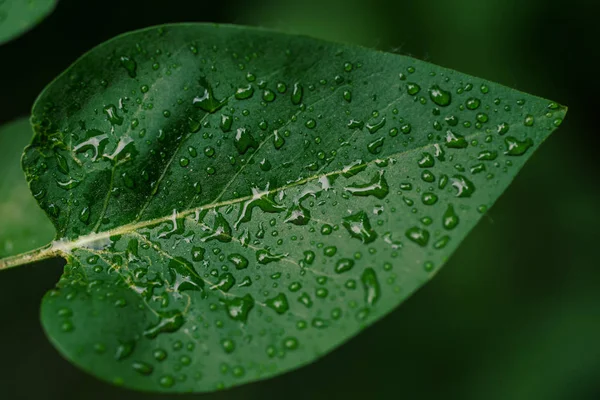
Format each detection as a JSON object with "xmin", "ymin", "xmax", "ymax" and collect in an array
[{"xmin": 0, "ymin": 245, "xmax": 60, "ymax": 271}]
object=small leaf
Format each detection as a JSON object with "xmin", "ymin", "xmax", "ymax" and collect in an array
[
  {"xmin": 0, "ymin": 118, "xmax": 55, "ymax": 259},
  {"xmin": 6, "ymin": 24, "xmax": 567, "ymax": 392},
  {"xmin": 0, "ymin": 0, "xmax": 57, "ymax": 45}
]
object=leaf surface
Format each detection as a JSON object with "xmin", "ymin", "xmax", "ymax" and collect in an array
[
  {"xmin": 18, "ymin": 24, "xmax": 567, "ymax": 392},
  {"xmin": 0, "ymin": 0, "xmax": 56, "ymax": 45},
  {"xmin": 0, "ymin": 118, "xmax": 55, "ymax": 258}
]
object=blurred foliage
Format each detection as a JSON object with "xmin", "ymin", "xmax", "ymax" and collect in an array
[
  {"xmin": 0, "ymin": 0, "xmax": 597, "ymax": 399},
  {"xmin": 0, "ymin": 118, "xmax": 55, "ymax": 259}
]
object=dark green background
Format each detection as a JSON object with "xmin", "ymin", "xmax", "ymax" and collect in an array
[{"xmin": 0, "ymin": 0, "xmax": 597, "ymax": 399}]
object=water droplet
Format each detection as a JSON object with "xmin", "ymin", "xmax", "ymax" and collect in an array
[
  {"xmin": 204, "ymin": 146, "xmax": 215, "ymax": 157},
  {"xmin": 220, "ymin": 114, "xmax": 233, "ymax": 132},
  {"xmin": 429, "ymin": 85, "xmax": 451, "ymax": 106},
  {"xmin": 367, "ymin": 137, "xmax": 385, "ymax": 154},
  {"xmin": 407, "ymin": 83, "xmax": 420, "ymax": 95},
  {"xmin": 504, "ymin": 136, "xmax": 533, "ymax": 155},
  {"xmin": 191, "ymin": 246, "xmax": 205, "ymax": 262},
  {"xmin": 466, "ymin": 98, "xmax": 481, "ymax": 110},
  {"xmin": 343, "ymin": 90, "xmax": 352, "ymax": 102},
  {"xmin": 193, "ymin": 77, "xmax": 227, "ymax": 113},
  {"xmin": 291, "ymin": 82, "xmax": 303, "ymax": 105},
  {"xmin": 221, "ymin": 339, "xmax": 236, "ymax": 354},
  {"xmin": 298, "ymin": 292, "xmax": 313, "ymax": 308},
  {"xmin": 273, "ymin": 130, "xmax": 286, "ymax": 149},
  {"xmin": 478, "ymin": 150, "xmax": 497, "ymax": 161},
  {"xmin": 451, "ymin": 175, "xmax": 475, "ymax": 197},
  {"xmin": 73, "ymin": 130, "xmax": 109, "ymax": 162},
  {"xmin": 321, "ymin": 224, "xmax": 333, "ymax": 235},
  {"xmin": 233, "ymin": 366, "xmax": 245, "ymax": 378},
  {"xmin": 421, "ymin": 170, "xmax": 435, "ymax": 183},
  {"xmin": 235, "ymin": 187, "xmax": 286, "ymax": 228},
  {"xmin": 103, "ymin": 104, "xmax": 123, "ymax": 125},
  {"xmin": 56, "ymin": 307, "xmax": 72, "ymax": 318},
  {"xmin": 341, "ymin": 160, "xmax": 367, "ymax": 178},
  {"xmin": 445, "ymin": 130, "xmax": 468, "ymax": 148},
  {"xmin": 418, "ymin": 152, "xmax": 435, "ymax": 168},
  {"xmin": 234, "ymin": 127, "xmax": 258, "ymax": 155},
  {"xmin": 434, "ymin": 236, "xmax": 450, "ymax": 249},
  {"xmin": 345, "ymin": 171, "xmax": 389, "ymax": 199},
  {"xmin": 266, "ymin": 293, "xmax": 290, "ymax": 314},
  {"xmin": 180, "ymin": 355, "xmax": 191, "ymax": 366},
  {"xmin": 228, "ymin": 253, "xmax": 248, "ymax": 270},
  {"xmin": 400, "ymin": 123, "xmax": 412, "ymax": 134},
  {"xmin": 524, "ymin": 114, "xmax": 535, "ymax": 126},
  {"xmin": 324, "ymin": 246, "xmax": 337, "ymax": 257},
  {"xmin": 476, "ymin": 113, "xmax": 489, "ymax": 123},
  {"xmin": 78, "ymin": 207, "xmax": 91, "ymax": 224},
  {"xmin": 212, "ymin": 273, "xmax": 236, "ymax": 292},
  {"xmin": 167, "ymin": 258, "xmax": 205, "ymax": 292},
  {"xmin": 366, "ymin": 117, "xmax": 386, "ymax": 134},
  {"xmin": 361, "ymin": 268, "xmax": 381, "ymax": 306},
  {"xmin": 470, "ymin": 163, "xmax": 486, "ymax": 174},
  {"xmin": 263, "ymin": 89, "xmax": 276, "ymax": 102},
  {"xmin": 256, "ymin": 249, "xmax": 286, "ymax": 264},
  {"xmin": 335, "ymin": 258, "xmax": 355, "ymax": 274},
  {"xmin": 342, "ymin": 211, "xmax": 378, "ymax": 244},
  {"xmin": 496, "ymin": 122, "xmax": 510, "ymax": 135},
  {"xmin": 285, "ymin": 203, "xmax": 311, "ymax": 225},
  {"xmin": 120, "ymin": 56, "xmax": 137, "ymax": 78},
  {"xmin": 223, "ymin": 294, "xmax": 254, "ymax": 322},
  {"xmin": 159, "ymin": 375, "xmax": 175, "ymax": 388},
  {"xmin": 303, "ymin": 250, "xmax": 315, "ymax": 264},
  {"xmin": 421, "ymin": 192, "xmax": 438, "ymax": 205},
  {"xmin": 61, "ymin": 321, "xmax": 74, "ymax": 332},
  {"xmin": 235, "ymin": 84, "xmax": 254, "ymax": 100},
  {"xmin": 259, "ymin": 158, "xmax": 272, "ymax": 171},
  {"xmin": 443, "ymin": 204, "xmax": 459, "ymax": 230},
  {"xmin": 238, "ymin": 276, "xmax": 252, "ymax": 287},
  {"xmin": 438, "ymin": 174, "xmax": 449, "ymax": 189},
  {"xmin": 153, "ymin": 349, "xmax": 167, "ymax": 362},
  {"xmin": 347, "ymin": 119, "xmax": 364, "ymax": 130},
  {"xmin": 132, "ymin": 361, "xmax": 153, "ymax": 376},
  {"xmin": 405, "ymin": 227, "xmax": 430, "ymax": 247},
  {"xmin": 114, "ymin": 341, "xmax": 135, "ymax": 361},
  {"xmin": 144, "ymin": 311, "xmax": 185, "ymax": 339},
  {"xmin": 284, "ymin": 337, "xmax": 299, "ymax": 350}
]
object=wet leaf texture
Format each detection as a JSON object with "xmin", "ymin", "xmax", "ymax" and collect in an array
[{"xmin": 20, "ymin": 24, "xmax": 566, "ymax": 392}]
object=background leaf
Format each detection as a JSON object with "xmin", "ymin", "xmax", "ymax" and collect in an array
[
  {"xmin": 0, "ymin": 0, "xmax": 57, "ymax": 45},
  {"xmin": 20, "ymin": 24, "xmax": 566, "ymax": 392},
  {"xmin": 0, "ymin": 118, "xmax": 55, "ymax": 258}
]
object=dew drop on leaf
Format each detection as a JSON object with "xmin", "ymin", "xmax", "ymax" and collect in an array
[
  {"xmin": 266, "ymin": 293, "xmax": 290, "ymax": 314},
  {"xmin": 429, "ymin": 85, "xmax": 451, "ymax": 106},
  {"xmin": 222, "ymin": 294, "xmax": 255, "ymax": 322},
  {"xmin": 342, "ymin": 211, "xmax": 378, "ymax": 244},
  {"xmin": 361, "ymin": 268, "xmax": 381, "ymax": 306},
  {"xmin": 405, "ymin": 227, "xmax": 430, "ymax": 247},
  {"xmin": 144, "ymin": 311, "xmax": 185, "ymax": 339}
]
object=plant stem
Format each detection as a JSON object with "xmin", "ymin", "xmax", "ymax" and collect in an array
[{"xmin": 0, "ymin": 245, "xmax": 59, "ymax": 271}]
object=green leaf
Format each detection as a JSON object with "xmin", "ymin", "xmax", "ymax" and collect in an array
[
  {"xmin": 0, "ymin": 118, "xmax": 55, "ymax": 258},
  {"xmin": 0, "ymin": 0, "xmax": 57, "ymax": 45},
  {"xmin": 6, "ymin": 24, "xmax": 567, "ymax": 392}
]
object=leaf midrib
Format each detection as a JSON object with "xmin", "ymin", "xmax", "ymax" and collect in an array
[{"xmin": 49, "ymin": 127, "xmax": 500, "ymax": 255}]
